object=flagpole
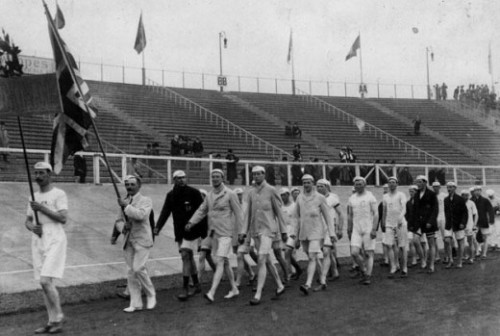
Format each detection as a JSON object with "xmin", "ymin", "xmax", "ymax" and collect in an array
[
  {"xmin": 358, "ymin": 33, "xmax": 364, "ymax": 98},
  {"xmin": 42, "ymin": 1, "xmax": 123, "ymax": 201},
  {"xmin": 291, "ymin": 30, "xmax": 296, "ymax": 96},
  {"xmin": 17, "ymin": 116, "xmax": 42, "ymax": 237},
  {"xmin": 142, "ymin": 48, "xmax": 146, "ymax": 86},
  {"xmin": 489, "ymin": 42, "xmax": 495, "ymax": 94}
]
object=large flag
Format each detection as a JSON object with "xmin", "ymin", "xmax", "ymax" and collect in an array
[
  {"xmin": 287, "ymin": 30, "xmax": 293, "ymax": 64},
  {"xmin": 55, "ymin": 3, "xmax": 65, "ymax": 29},
  {"xmin": 47, "ymin": 20, "xmax": 96, "ymax": 174},
  {"xmin": 489, "ymin": 43, "xmax": 493, "ymax": 75},
  {"xmin": 345, "ymin": 35, "xmax": 360, "ymax": 61},
  {"xmin": 134, "ymin": 13, "xmax": 146, "ymax": 54}
]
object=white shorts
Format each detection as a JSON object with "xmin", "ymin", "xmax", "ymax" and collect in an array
[
  {"xmin": 286, "ymin": 237, "xmax": 296, "ymax": 249},
  {"xmin": 481, "ymin": 227, "xmax": 491, "ymax": 236},
  {"xmin": 383, "ymin": 227, "xmax": 397, "ymax": 246},
  {"xmin": 351, "ymin": 228, "xmax": 376, "ymax": 251},
  {"xmin": 465, "ymin": 227, "xmax": 475, "ymax": 237},
  {"xmin": 397, "ymin": 225, "xmax": 409, "ymax": 248},
  {"xmin": 254, "ymin": 234, "xmax": 274, "ymax": 255},
  {"xmin": 200, "ymin": 236, "xmax": 212, "ymax": 251},
  {"xmin": 301, "ymin": 239, "xmax": 323, "ymax": 254},
  {"xmin": 408, "ymin": 231, "xmax": 427, "ymax": 244},
  {"xmin": 212, "ymin": 235, "xmax": 233, "ymax": 258},
  {"xmin": 179, "ymin": 238, "xmax": 200, "ymax": 252},
  {"xmin": 32, "ymin": 233, "xmax": 67, "ymax": 280}
]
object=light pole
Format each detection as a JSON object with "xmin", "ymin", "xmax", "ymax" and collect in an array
[
  {"xmin": 219, "ymin": 31, "xmax": 227, "ymax": 92},
  {"xmin": 426, "ymin": 46, "xmax": 433, "ymax": 100}
]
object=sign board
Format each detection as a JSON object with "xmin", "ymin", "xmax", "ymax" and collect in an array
[
  {"xmin": 217, "ymin": 76, "xmax": 227, "ymax": 86},
  {"xmin": 18, "ymin": 55, "xmax": 55, "ymax": 75}
]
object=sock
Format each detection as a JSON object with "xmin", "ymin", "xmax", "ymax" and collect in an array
[
  {"xmin": 183, "ymin": 276, "xmax": 190, "ymax": 290},
  {"xmin": 192, "ymin": 274, "xmax": 199, "ymax": 286}
]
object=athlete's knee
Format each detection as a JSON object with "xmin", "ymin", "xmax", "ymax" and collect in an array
[{"xmin": 180, "ymin": 248, "xmax": 193, "ymax": 261}]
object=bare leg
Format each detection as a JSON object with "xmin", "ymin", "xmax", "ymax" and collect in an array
[
  {"xmin": 457, "ymin": 238, "xmax": 464, "ymax": 267},
  {"xmin": 273, "ymin": 247, "xmax": 288, "ymax": 282},
  {"xmin": 386, "ymin": 243, "xmax": 396, "ymax": 274},
  {"xmin": 207, "ymin": 257, "xmax": 225, "ymax": 297},
  {"xmin": 253, "ymin": 254, "xmax": 267, "ymax": 301},
  {"xmin": 40, "ymin": 277, "xmax": 63, "ymax": 323}
]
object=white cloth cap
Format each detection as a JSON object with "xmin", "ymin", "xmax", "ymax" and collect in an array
[
  {"xmin": 252, "ymin": 165, "xmax": 265, "ymax": 173},
  {"xmin": 486, "ymin": 189, "xmax": 495, "ymax": 196},
  {"xmin": 291, "ymin": 187, "xmax": 300, "ymax": 193},
  {"xmin": 34, "ymin": 161, "xmax": 52, "ymax": 172},
  {"xmin": 432, "ymin": 181, "xmax": 441, "ymax": 187},
  {"xmin": 301, "ymin": 174, "xmax": 314, "ymax": 181},
  {"xmin": 316, "ymin": 179, "xmax": 330, "ymax": 186},
  {"xmin": 279, "ymin": 187, "xmax": 290, "ymax": 195},
  {"xmin": 211, "ymin": 169, "xmax": 225, "ymax": 177},
  {"xmin": 409, "ymin": 185, "xmax": 418, "ymax": 190},
  {"xmin": 173, "ymin": 170, "xmax": 186, "ymax": 178},
  {"xmin": 234, "ymin": 187, "xmax": 243, "ymax": 194},
  {"xmin": 416, "ymin": 175, "xmax": 428, "ymax": 182},
  {"xmin": 460, "ymin": 189, "xmax": 470, "ymax": 196},
  {"xmin": 124, "ymin": 175, "xmax": 141, "ymax": 183},
  {"xmin": 446, "ymin": 181, "xmax": 457, "ymax": 187},
  {"xmin": 353, "ymin": 176, "xmax": 366, "ymax": 183},
  {"xmin": 388, "ymin": 176, "xmax": 398, "ymax": 183}
]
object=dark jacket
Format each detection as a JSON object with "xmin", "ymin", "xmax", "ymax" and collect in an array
[
  {"xmin": 472, "ymin": 195, "xmax": 495, "ymax": 229},
  {"xmin": 405, "ymin": 197, "xmax": 418, "ymax": 233},
  {"xmin": 156, "ymin": 185, "xmax": 207, "ymax": 242},
  {"xmin": 444, "ymin": 194, "xmax": 468, "ymax": 231},
  {"xmin": 413, "ymin": 188, "xmax": 438, "ymax": 233}
]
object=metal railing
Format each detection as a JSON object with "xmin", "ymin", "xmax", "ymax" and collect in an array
[{"xmin": 145, "ymin": 78, "xmax": 290, "ymax": 159}]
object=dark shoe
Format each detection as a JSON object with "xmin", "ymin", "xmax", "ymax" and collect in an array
[
  {"xmin": 189, "ymin": 284, "xmax": 202, "ymax": 296},
  {"xmin": 400, "ymin": 271, "xmax": 408, "ymax": 278},
  {"xmin": 427, "ymin": 268, "xmax": 435, "ymax": 274},
  {"xmin": 313, "ymin": 284, "xmax": 327, "ymax": 292},
  {"xmin": 177, "ymin": 292, "xmax": 189, "ymax": 301},
  {"xmin": 387, "ymin": 271, "xmax": 397, "ymax": 279},
  {"xmin": 204, "ymin": 292, "xmax": 214, "ymax": 303},
  {"xmin": 249, "ymin": 298, "xmax": 260, "ymax": 306},
  {"xmin": 445, "ymin": 263, "xmax": 454, "ymax": 269},
  {"xmin": 380, "ymin": 262, "xmax": 390, "ymax": 267},
  {"xmin": 328, "ymin": 275, "xmax": 340, "ymax": 282},
  {"xmin": 247, "ymin": 275, "xmax": 257, "ymax": 286},
  {"xmin": 299, "ymin": 284, "xmax": 310, "ymax": 295},
  {"xmin": 35, "ymin": 324, "xmax": 52, "ymax": 334},
  {"xmin": 276, "ymin": 286, "xmax": 286, "ymax": 296},
  {"xmin": 290, "ymin": 269, "xmax": 303, "ymax": 280},
  {"xmin": 362, "ymin": 275, "xmax": 371, "ymax": 285},
  {"xmin": 48, "ymin": 322, "xmax": 63, "ymax": 334},
  {"xmin": 116, "ymin": 292, "xmax": 130, "ymax": 300}
]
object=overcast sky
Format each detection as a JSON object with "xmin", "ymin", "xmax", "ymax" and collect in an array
[{"xmin": 2, "ymin": 0, "xmax": 500, "ymax": 95}]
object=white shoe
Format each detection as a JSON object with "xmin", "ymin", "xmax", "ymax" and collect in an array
[
  {"xmin": 146, "ymin": 296, "xmax": 157, "ymax": 310},
  {"xmin": 123, "ymin": 306, "xmax": 143, "ymax": 313},
  {"xmin": 224, "ymin": 289, "xmax": 239, "ymax": 299}
]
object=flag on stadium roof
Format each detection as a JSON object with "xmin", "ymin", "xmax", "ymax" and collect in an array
[
  {"xmin": 134, "ymin": 13, "xmax": 146, "ymax": 54},
  {"xmin": 345, "ymin": 35, "xmax": 360, "ymax": 61},
  {"xmin": 55, "ymin": 3, "xmax": 65, "ymax": 29},
  {"xmin": 46, "ymin": 16, "xmax": 96, "ymax": 174},
  {"xmin": 287, "ymin": 30, "xmax": 293, "ymax": 64}
]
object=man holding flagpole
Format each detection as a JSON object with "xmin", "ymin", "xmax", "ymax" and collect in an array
[
  {"xmin": 345, "ymin": 34, "xmax": 366, "ymax": 98},
  {"xmin": 134, "ymin": 12, "xmax": 146, "ymax": 85}
]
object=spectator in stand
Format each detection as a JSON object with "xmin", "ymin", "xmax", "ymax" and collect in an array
[
  {"xmin": 459, "ymin": 86, "xmax": 465, "ymax": 101},
  {"xmin": 339, "ymin": 147, "xmax": 348, "ymax": 163},
  {"xmin": 192, "ymin": 137, "xmax": 204, "ymax": 157},
  {"xmin": 441, "ymin": 83, "xmax": 448, "ymax": 100},
  {"xmin": 285, "ymin": 121, "xmax": 293, "ymax": 136},
  {"xmin": 453, "ymin": 86, "xmax": 459, "ymax": 100},
  {"xmin": 73, "ymin": 155, "xmax": 87, "ymax": 184},
  {"xmin": 293, "ymin": 144, "xmax": 302, "ymax": 161},
  {"xmin": 291, "ymin": 158, "xmax": 303, "ymax": 186},
  {"xmin": 151, "ymin": 142, "xmax": 160, "ymax": 156},
  {"xmin": 279, "ymin": 156, "xmax": 289, "ymax": 186},
  {"xmin": 171, "ymin": 135, "xmax": 181, "ymax": 156},
  {"xmin": 213, "ymin": 153, "xmax": 223, "ymax": 170},
  {"xmin": 346, "ymin": 147, "xmax": 356, "ymax": 163},
  {"xmin": 225, "ymin": 149, "xmax": 239, "ymax": 185},
  {"xmin": 292, "ymin": 122, "xmax": 302, "ymax": 138},
  {"xmin": 413, "ymin": 115, "xmax": 421, "ymax": 135},
  {"xmin": 397, "ymin": 164, "xmax": 413, "ymax": 186},
  {"xmin": 265, "ymin": 161, "xmax": 276, "ymax": 186},
  {"xmin": 434, "ymin": 84, "xmax": 441, "ymax": 100},
  {"xmin": 0, "ymin": 121, "xmax": 10, "ymax": 163}
]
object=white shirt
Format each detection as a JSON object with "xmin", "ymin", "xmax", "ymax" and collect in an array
[
  {"xmin": 383, "ymin": 191, "xmax": 407, "ymax": 228},
  {"xmin": 348, "ymin": 191, "xmax": 377, "ymax": 231},
  {"xmin": 27, "ymin": 188, "xmax": 68, "ymax": 236},
  {"xmin": 437, "ymin": 192, "xmax": 447, "ymax": 219},
  {"xmin": 465, "ymin": 199, "xmax": 478, "ymax": 230},
  {"xmin": 325, "ymin": 193, "xmax": 340, "ymax": 226},
  {"xmin": 281, "ymin": 201, "xmax": 297, "ymax": 236}
]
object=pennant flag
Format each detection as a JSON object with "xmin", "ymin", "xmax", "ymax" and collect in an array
[
  {"xmin": 345, "ymin": 35, "xmax": 360, "ymax": 61},
  {"xmin": 489, "ymin": 43, "xmax": 493, "ymax": 75},
  {"xmin": 134, "ymin": 13, "xmax": 146, "ymax": 54},
  {"xmin": 287, "ymin": 30, "xmax": 293, "ymax": 64},
  {"xmin": 412, "ymin": 27, "xmax": 419, "ymax": 34},
  {"xmin": 355, "ymin": 118, "xmax": 366, "ymax": 133},
  {"xmin": 47, "ymin": 21, "xmax": 96, "ymax": 174},
  {"xmin": 55, "ymin": 3, "xmax": 65, "ymax": 29}
]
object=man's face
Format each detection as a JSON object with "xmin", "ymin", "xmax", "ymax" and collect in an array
[
  {"xmin": 354, "ymin": 180, "xmax": 365, "ymax": 193},
  {"xmin": 433, "ymin": 185, "xmax": 441, "ymax": 193},
  {"xmin": 34, "ymin": 169, "xmax": 50, "ymax": 187},
  {"xmin": 316, "ymin": 184, "xmax": 327, "ymax": 195},
  {"xmin": 447, "ymin": 185, "xmax": 456, "ymax": 195},
  {"xmin": 383, "ymin": 186, "xmax": 389, "ymax": 194},
  {"xmin": 125, "ymin": 179, "xmax": 140, "ymax": 196},
  {"xmin": 415, "ymin": 179, "xmax": 426, "ymax": 191},
  {"xmin": 388, "ymin": 180, "xmax": 398, "ymax": 191},
  {"xmin": 211, "ymin": 173, "xmax": 223, "ymax": 187},
  {"xmin": 291, "ymin": 190, "xmax": 300, "ymax": 201},
  {"xmin": 462, "ymin": 193, "xmax": 469, "ymax": 201},
  {"xmin": 280, "ymin": 193, "xmax": 290, "ymax": 204},
  {"xmin": 174, "ymin": 176, "xmax": 186, "ymax": 187},
  {"xmin": 252, "ymin": 171, "xmax": 265, "ymax": 184},
  {"xmin": 409, "ymin": 189, "xmax": 416, "ymax": 197},
  {"xmin": 474, "ymin": 189, "xmax": 482, "ymax": 197},
  {"xmin": 303, "ymin": 179, "xmax": 313, "ymax": 192}
]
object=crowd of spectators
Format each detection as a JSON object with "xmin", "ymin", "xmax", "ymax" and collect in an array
[
  {"xmin": 285, "ymin": 121, "xmax": 302, "ymax": 138},
  {"xmin": 452, "ymin": 84, "xmax": 497, "ymax": 111}
]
